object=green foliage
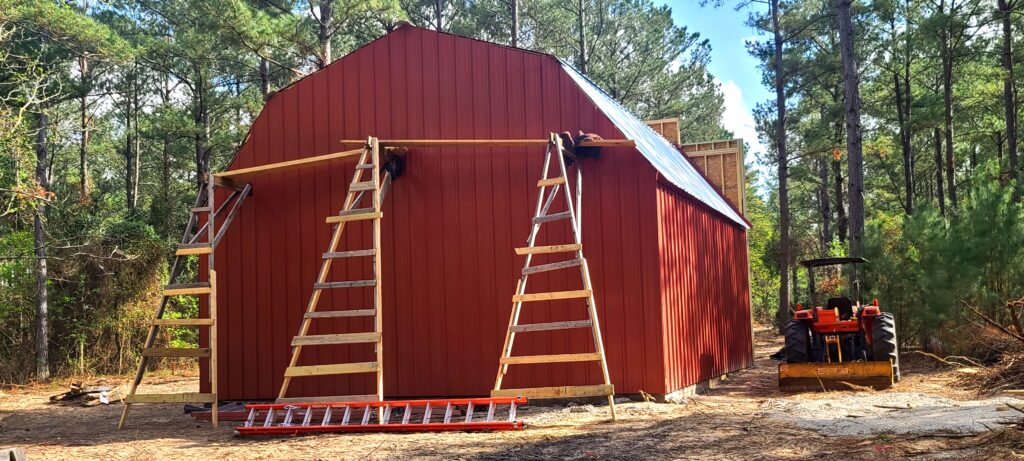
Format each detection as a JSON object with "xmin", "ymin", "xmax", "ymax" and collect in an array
[{"xmin": 865, "ymin": 165, "xmax": 1024, "ymax": 344}]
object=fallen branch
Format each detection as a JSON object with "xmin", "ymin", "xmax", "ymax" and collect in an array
[
  {"xmin": 960, "ymin": 299, "xmax": 1024, "ymax": 344},
  {"xmin": 908, "ymin": 350, "xmax": 985, "ymax": 369}
]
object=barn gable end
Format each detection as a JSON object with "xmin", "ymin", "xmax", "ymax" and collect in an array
[{"xmin": 206, "ymin": 25, "xmax": 752, "ymax": 400}]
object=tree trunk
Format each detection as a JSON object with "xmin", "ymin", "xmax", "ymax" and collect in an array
[
  {"xmin": 510, "ymin": 0, "xmax": 519, "ymax": 47},
  {"xmin": 435, "ymin": 0, "xmax": 443, "ymax": 31},
  {"xmin": 934, "ymin": 127, "xmax": 946, "ymax": 216},
  {"xmin": 818, "ymin": 156, "xmax": 832, "ymax": 253},
  {"xmin": 259, "ymin": 56, "xmax": 270, "ymax": 97},
  {"xmin": 835, "ymin": 0, "xmax": 864, "ymax": 258},
  {"xmin": 194, "ymin": 69, "xmax": 210, "ymax": 185},
  {"xmin": 316, "ymin": 0, "xmax": 334, "ymax": 68},
  {"xmin": 894, "ymin": 70, "xmax": 913, "ymax": 214},
  {"xmin": 577, "ymin": 0, "xmax": 588, "ymax": 74},
  {"xmin": 34, "ymin": 111, "xmax": 50, "ymax": 381},
  {"xmin": 833, "ymin": 156, "xmax": 847, "ymax": 244},
  {"xmin": 939, "ymin": 11, "xmax": 957, "ymax": 209},
  {"xmin": 79, "ymin": 53, "xmax": 90, "ymax": 200},
  {"xmin": 772, "ymin": 0, "xmax": 791, "ymax": 331},
  {"xmin": 998, "ymin": 0, "xmax": 1019, "ymax": 199}
]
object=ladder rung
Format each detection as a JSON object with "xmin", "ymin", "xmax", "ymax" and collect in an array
[
  {"xmin": 314, "ymin": 280, "xmax": 376, "ymax": 289},
  {"xmin": 537, "ymin": 177, "xmax": 566, "ymax": 187},
  {"xmin": 291, "ymin": 332, "xmax": 381, "ymax": 346},
  {"xmin": 510, "ymin": 319, "xmax": 593, "ymax": 333},
  {"xmin": 533, "ymin": 211, "xmax": 572, "ymax": 224},
  {"xmin": 275, "ymin": 394, "xmax": 379, "ymax": 404},
  {"xmin": 499, "ymin": 352, "xmax": 602, "ymax": 365},
  {"xmin": 163, "ymin": 282, "xmax": 211, "ymax": 296},
  {"xmin": 491, "ymin": 384, "xmax": 613, "ymax": 399},
  {"xmin": 304, "ymin": 309, "xmax": 376, "ymax": 319},
  {"xmin": 191, "ymin": 207, "xmax": 211, "ymax": 213},
  {"xmin": 143, "ymin": 347, "xmax": 211, "ymax": 358},
  {"xmin": 512, "ymin": 290, "xmax": 591, "ymax": 302},
  {"xmin": 338, "ymin": 207, "xmax": 376, "ymax": 216},
  {"xmin": 152, "ymin": 318, "xmax": 215, "ymax": 326},
  {"xmin": 284, "ymin": 362, "xmax": 379, "ymax": 377},
  {"xmin": 323, "ymin": 249, "xmax": 376, "ymax": 259},
  {"xmin": 515, "ymin": 244, "xmax": 582, "ymax": 255},
  {"xmin": 523, "ymin": 258, "xmax": 582, "ymax": 276},
  {"xmin": 175, "ymin": 244, "xmax": 212, "ymax": 256},
  {"xmin": 350, "ymin": 181, "xmax": 377, "ymax": 191},
  {"xmin": 326, "ymin": 212, "xmax": 382, "ymax": 223},
  {"xmin": 355, "ymin": 163, "xmax": 375, "ymax": 170},
  {"xmin": 125, "ymin": 392, "xmax": 217, "ymax": 404}
]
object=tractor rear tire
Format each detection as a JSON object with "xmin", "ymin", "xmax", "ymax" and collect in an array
[
  {"xmin": 871, "ymin": 313, "xmax": 901, "ymax": 381},
  {"xmin": 783, "ymin": 320, "xmax": 811, "ymax": 363}
]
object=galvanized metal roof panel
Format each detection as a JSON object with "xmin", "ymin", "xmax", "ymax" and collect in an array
[{"xmin": 560, "ymin": 61, "xmax": 748, "ymax": 229}]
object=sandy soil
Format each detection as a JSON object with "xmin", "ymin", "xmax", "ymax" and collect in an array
[{"xmin": 2, "ymin": 329, "xmax": 1021, "ymax": 460}]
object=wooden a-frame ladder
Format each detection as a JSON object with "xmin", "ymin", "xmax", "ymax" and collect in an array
[
  {"xmin": 277, "ymin": 137, "xmax": 390, "ymax": 403},
  {"xmin": 492, "ymin": 133, "xmax": 616, "ymax": 420},
  {"xmin": 119, "ymin": 177, "xmax": 252, "ymax": 429}
]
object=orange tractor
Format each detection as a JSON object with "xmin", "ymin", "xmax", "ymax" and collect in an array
[{"xmin": 778, "ymin": 257, "xmax": 900, "ymax": 391}]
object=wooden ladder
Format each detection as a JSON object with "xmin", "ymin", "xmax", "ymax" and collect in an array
[
  {"xmin": 492, "ymin": 133, "xmax": 616, "ymax": 420},
  {"xmin": 119, "ymin": 178, "xmax": 252, "ymax": 429},
  {"xmin": 277, "ymin": 137, "xmax": 389, "ymax": 404}
]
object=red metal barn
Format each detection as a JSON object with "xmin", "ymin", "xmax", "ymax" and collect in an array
[{"xmin": 202, "ymin": 25, "xmax": 753, "ymax": 400}]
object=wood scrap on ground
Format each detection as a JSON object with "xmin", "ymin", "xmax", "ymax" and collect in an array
[{"xmin": 49, "ymin": 383, "xmax": 122, "ymax": 406}]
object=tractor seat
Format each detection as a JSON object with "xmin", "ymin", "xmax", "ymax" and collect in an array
[{"xmin": 826, "ymin": 297, "xmax": 854, "ymax": 320}]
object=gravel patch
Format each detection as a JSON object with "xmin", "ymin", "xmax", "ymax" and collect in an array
[{"xmin": 768, "ymin": 392, "xmax": 1021, "ymax": 436}]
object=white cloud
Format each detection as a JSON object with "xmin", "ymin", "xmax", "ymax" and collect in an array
[
  {"xmin": 717, "ymin": 79, "xmax": 771, "ymax": 192},
  {"xmin": 717, "ymin": 79, "xmax": 766, "ymax": 160}
]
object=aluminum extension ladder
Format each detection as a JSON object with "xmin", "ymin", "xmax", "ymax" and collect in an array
[{"xmin": 236, "ymin": 397, "xmax": 526, "ymax": 435}]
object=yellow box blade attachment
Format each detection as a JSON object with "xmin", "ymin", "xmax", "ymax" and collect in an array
[{"xmin": 778, "ymin": 361, "xmax": 894, "ymax": 392}]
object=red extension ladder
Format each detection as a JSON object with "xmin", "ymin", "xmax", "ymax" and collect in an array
[{"xmin": 236, "ymin": 397, "xmax": 526, "ymax": 435}]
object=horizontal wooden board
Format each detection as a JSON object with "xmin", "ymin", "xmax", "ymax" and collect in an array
[
  {"xmin": 510, "ymin": 320, "xmax": 592, "ymax": 333},
  {"xmin": 340, "ymin": 139, "xmax": 635, "ymax": 148},
  {"xmin": 125, "ymin": 393, "xmax": 216, "ymax": 404},
  {"xmin": 291, "ymin": 332, "xmax": 381, "ymax": 346},
  {"xmin": 314, "ymin": 280, "xmax": 376, "ymax": 289},
  {"xmin": 514, "ymin": 244, "xmax": 582, "ymax": 255},
  {"xmin": 304, "ymin": 309, "xmax": 377, "ymax": 319},
  {"xmin": 152, "ymin": 319, "xmax": 215, "ymax": 326},
  {"xmin": 284, "ymin": 362, "xmax": 379, "ymax": 377},
  {"xmin": 349, "ymin": 181, "xmax": 377, "ymax": 191},
  {"xmin": 275, "ymin": 394, "xmax": 380, "ymax": 404},
  {"xmin": 143, "ymin": 347, "xmax": 211, "ymax": 358},
  {"xmin": 491, "ymin": 384, "xmax": 614, "ymax": 399},
  {"xmin": 163, "ymin": 282, "xmax": 211, "ymax": 296},
  {"xmin": 512, "ymin": 290, "xmax": 591, "ymax": 302},
  {"xmin": 537, "ymin": 177, "xmax": 566, "ymax": 187},
  {"xmin": 175, "ymin": 246, "xmax": 212, "ymax": 256},
  {"xmin": 522, "ymin": 258, "xmax": 582, "ymax": 276},
  {"xmin": 533, "ymin": 211, "xmax": 572, "ymax": 224},
  {"xmin": 323, "ymin": 249, "xmax": 376, "ymax": 259},
  {"xmin": 325, "ymin": 212, "xmax": 382, "ymax": 223},
  {"xmin": 213, "ymin": 148, "xmax": 364, "ymax": 182},
  {"xmin": 500, "ymin": 352, "xmax": 602, "ymax": 365}
]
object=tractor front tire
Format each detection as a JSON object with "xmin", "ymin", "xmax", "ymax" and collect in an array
[
  {"xmin": 783, "ymin": 320, "xmax": 811, "ymax": 363},
  {"xmin": 872, "ymin": 313, "xmax": 901, "ymax": 381}
]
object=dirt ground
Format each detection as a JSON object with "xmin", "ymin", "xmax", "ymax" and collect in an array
[{"xmin": 3, "ymin": 329, "xmax": 1023, "ymax": 460}]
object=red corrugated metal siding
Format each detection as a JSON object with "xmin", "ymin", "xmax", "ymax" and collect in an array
[
  {"xmin": 203, "ymin": 26, "xmax": 673, "ymax": 399},
  {"xmin": 656, "ymin": 180, "xmax": 754, "ymax": 392}
]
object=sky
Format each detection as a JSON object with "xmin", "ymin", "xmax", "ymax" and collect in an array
[{"xmin": 657, "ymin": 0, "xmax": 772, "ymax": 168}]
